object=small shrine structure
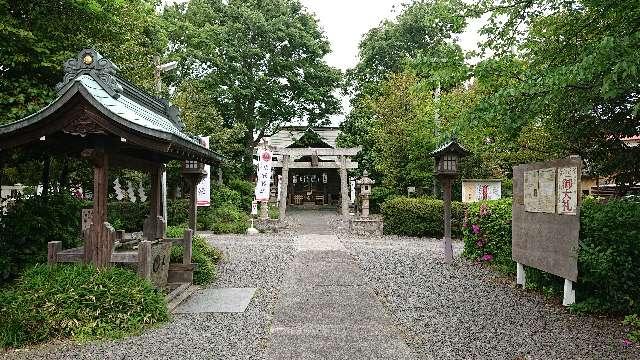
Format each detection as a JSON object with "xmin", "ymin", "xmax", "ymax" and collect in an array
[
  {"xmin": 261, "ymin": 127, "xmax": 361, "ymax": 218},
  {"xmin": 0, "ymin": 49, "xmax": 223, "ymax": 286}
]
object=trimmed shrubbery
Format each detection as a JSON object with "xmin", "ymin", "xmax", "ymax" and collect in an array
[
  {"xmin": 381, "ymin": 197, "xmax": 464, "ymax": 237},
  {"xmin": 0, "ymin": 264, "xmax": 168, "ymax": 349},
  {"xmin": 462, "ymin": 197, "xmax": 640, "ymax": 316},
  {"xmin": 370, "ymin": 186, "xmax": 398, "ymax": 214},
  {"xmin": 0, "ymin": 194, "xmax": 84, "ymax": 283}
]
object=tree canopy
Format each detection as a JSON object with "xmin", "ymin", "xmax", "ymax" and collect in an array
[
  {"xmin": 340, "ymin": 0, "xmax": 639, "ymax": 195},
  {"xmin": 162, "ymin": 0, "xmax": 342, "ymax": 176},
  {"xmin": 0, "ymin": 0, "xmax": 166, "ymax": 125}
]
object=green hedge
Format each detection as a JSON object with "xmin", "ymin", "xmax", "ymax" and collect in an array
[
  {"xmin": 462, "ymin": 197, "xmax": 640, "ymax": 315},
  {"xmin": 0, "ymin": 264, "xmax": 167, "ymax": 349},
  {"xmin": 381, "ymin": 197, "xmax": 464, "ymax": 237},
  {"xmin": 370, "ymin": 186, "xmax": 398, "ymax": 214},
  {"xmin": 107, "ymin": 201, "xmax": 148, "ymax": 232},
  {"xmin": 0, "ymin": 194, "xmax": 84, "ymax": 283}
]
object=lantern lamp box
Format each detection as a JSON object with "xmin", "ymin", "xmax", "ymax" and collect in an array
[{"xmin": 512, "ymin": 156, "xmax": 582, "ymax": 283}]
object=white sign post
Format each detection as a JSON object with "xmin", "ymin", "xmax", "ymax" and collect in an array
[{"xmin": 196, "ymin": 136, "xmax": 211, "ymax": 207}]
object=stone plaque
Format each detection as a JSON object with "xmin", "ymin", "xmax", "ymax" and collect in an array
[
  {"xmin": 150, "ymin": 242, "xmax": 172, "ymax": 288},
  {"xmin": 512, "ymin": 156, "xmax": 582, "ymax": 281}
]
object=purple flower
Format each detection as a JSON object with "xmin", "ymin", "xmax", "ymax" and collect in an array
[
  {"xmin": 472, "ymin": 224, "xmax": 480, "ymax": 234},
  {"xmin": 481, "ymin": 254, "xmax": 493, "ymax": 262},
  {"xmin": 622, "ymin": 339, "xmax": 633, "ymax": 347},
  {"xmin": 476, "ymin": 240, "xmax": 485, "ymax": 247}
]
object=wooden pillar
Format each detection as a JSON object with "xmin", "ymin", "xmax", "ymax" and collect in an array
[
  {"xmin": 144, "ymin": 165, "xmax": 165, "ymax": 240},
  {"xmin": 84, "ymin": 150, "xmax": 109, "ymax": 266},
  {"xmin": 340, "ymin": 155, "xmax": 349, "ymax": 216},
  {"xmin": 217, "ymin": 166, "xmax": 223, "ymax": 185},
  {"xmin": 442, "ymin": 177, "xmax": 453, "ymax": 263},
  {"xmin": 138, "ymin": 240, "xmax": 152, "ymax": 280},
  {"xmin": 188, "ymin": 176, "xmax": 198, "ymax": 234},
  {"xmin": 48, "ymin": 241, "xmax": 62, "ymax": 265},
  {"xmin": 279, "ymin": 155, "xmax": 289, "ymax": 219},
  {"xmin": 183, "ymin": 229, "xmax": 193, "ymax": 265}
]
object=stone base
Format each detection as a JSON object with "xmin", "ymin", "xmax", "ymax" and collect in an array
[
  {"xmin": 349, "ymin": 217, "xmax": 384, "ymax": 236},
  {"xmin": 255, "ymin": 218, "xmax": 282, "ymax": 233}
]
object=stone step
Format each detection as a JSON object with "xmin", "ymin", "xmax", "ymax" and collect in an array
[{"xmin": 167, "ymin": 284, "xmax": 199, "ymax": 313}]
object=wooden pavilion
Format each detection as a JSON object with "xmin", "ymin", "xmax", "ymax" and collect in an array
[{"xmin": 0, "ymin": 49, "xmax": 223, "ymax": 280}]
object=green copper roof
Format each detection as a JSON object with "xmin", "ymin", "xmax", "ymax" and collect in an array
[{"xmin": 0, "ymin": 49, "xmax": 223, "ymax": 163}]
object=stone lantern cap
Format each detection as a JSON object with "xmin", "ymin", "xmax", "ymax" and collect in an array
[{"xmin": 356, "ymin": 170, "xmax": 375, "ymax": 187}]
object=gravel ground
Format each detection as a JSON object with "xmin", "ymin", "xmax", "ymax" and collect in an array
[
  {"xmin": 3, "ymin": 211, "xmax": 638, "ymax": 359},
  {"xmin": 2, "ymin": 233, "xmax": 296, "ymax": 360},
  {"xmin": 342, "ymin": 235, "xmax": 640, "ymax": 360}
]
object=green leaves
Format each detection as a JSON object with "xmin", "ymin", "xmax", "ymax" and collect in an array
[
  {"xmin": 0, "ymin": 264, "xmax": 168, "ymax": 349},
  {"xmin": 163, "ymin": 0, "xmax": 341, "ymax": 176},
  {"xmin": 0, "ymin": 0, "xmax": 166, "ymax": 125}
]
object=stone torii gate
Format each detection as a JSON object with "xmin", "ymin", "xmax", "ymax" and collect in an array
[{"xmin": 272, "ymin": 147, "xmax": 361, "ymax": 218}]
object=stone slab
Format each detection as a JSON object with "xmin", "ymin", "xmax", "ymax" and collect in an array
[
  {"xmin": 266, "ymin": 325, "xmax": 416, "ymax": 360},
  {"xmin": 273, "ymin": 285, "xmax": 385, "ymax": 326},
  {"xmin": 295, "ymin": 235, "xmax": 346, "ymax": 251},
  {"xmin": 174, "ymin": 288, "xmax": 256, "ymax": 314},
  {"xmin": 285, "ymin": 260, "xmax": 365, "ymax": 287}
]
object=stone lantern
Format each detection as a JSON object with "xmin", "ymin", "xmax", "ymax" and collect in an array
[
  {"xmin": 356, "ymin": 170, "xmax": 375, "ymax": 218},
  {"xmin": 430, "ymin": 138, "xmax": 470, "ymax": 263}
]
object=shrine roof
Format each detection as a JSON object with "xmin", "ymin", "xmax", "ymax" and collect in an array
[
  {"xmin": 430, "ymin": 138, "xmax": 471, "ymax": 157},
  {"xmin": 269, "ymin": 126, "xmax": 339, "ymax": 149},
  {"xmin": 0, "ymin": 49, "xmax": 223, "ymax": 164}
]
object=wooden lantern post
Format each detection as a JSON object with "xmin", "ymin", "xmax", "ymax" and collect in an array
[
  {"xmin": 182, "ymin": 159, "xmax": 207, "ymax": 234},
  {"xmin": 430, "ymin": 138, "xmax": 470, "ymax": 264}
]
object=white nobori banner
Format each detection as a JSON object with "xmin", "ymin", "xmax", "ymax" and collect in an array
[
  {"xmin": 255, "ymin": 148, "xmax": 273, "ymax": 201},
  {"xmin": 196, "ymin": 136, "xmax": 211, "ymax": 206}
]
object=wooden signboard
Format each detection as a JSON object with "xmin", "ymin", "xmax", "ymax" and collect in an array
[
  {"xmin": 462, "ymin": 179, "xmax": 501, "ymax": 203},
  {"xmin": 512, "ymin": 156, "xmax": 581, "ymax": 282}
]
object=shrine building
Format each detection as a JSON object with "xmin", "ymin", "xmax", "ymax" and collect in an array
[{"xmin": 260, "ymin": 127, "xmax": 360, "ymax": 218}]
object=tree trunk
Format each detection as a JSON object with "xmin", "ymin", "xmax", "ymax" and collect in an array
[{"xmin": 243, "ymin": 128, "xmax": 256, "ymax": 179}]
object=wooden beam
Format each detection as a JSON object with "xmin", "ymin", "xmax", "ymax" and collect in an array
[
  {"xmin": 110, "ymin": 153, "xmax": 161, "ymax": 171},
  {"xmin": 275, "ymin": 147, "xmax": 361, "ymax": 157},
  {"xmin": 272, "ymin": 160, "xmax": 358, "ymax": 169}
]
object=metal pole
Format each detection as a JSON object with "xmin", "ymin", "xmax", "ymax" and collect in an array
[{"xmin": 443, "ymin": 177, "xmax": 453, "ymax": 263}]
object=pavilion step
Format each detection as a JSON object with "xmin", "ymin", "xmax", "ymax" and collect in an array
[{"xmin": 167, "ymin": 283, "xmax": 199, "ymax": 313}]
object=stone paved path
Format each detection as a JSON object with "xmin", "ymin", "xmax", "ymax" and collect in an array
[{"xmin": 264, "ymin": 233, "xmax": 416, "ymax": 359}]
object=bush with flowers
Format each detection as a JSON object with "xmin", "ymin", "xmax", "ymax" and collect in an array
[
  {"xmin": 462, "ymin": 196, "xmax": 640, "ymax": 343},
  {"xmin": 462, "ymin": 199, "xmax": 514, "ymax": 274}
]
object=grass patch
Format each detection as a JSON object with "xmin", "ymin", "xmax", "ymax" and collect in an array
[{"xmin": 0, "ymin": 264, "xmax": 168, "ymax": 349}]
